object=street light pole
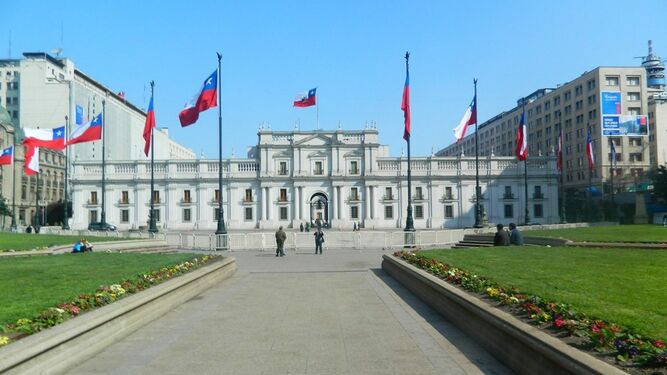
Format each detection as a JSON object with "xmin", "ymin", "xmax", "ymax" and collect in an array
[
  {"xmin": 215, "ymin": 53, "xmax": 227, "ymax": 248},
  {"xmin": 62, "ymin": 115, "xmax": 70, "ymax": 230},
  {"xmin": 148, "ymin": 81, "xmax": 158, "ymax": 234}
]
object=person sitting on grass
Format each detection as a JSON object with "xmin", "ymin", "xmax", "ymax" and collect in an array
[
  {"xmin": 72, "ymin": 239, "xmax": 84, "ymax": 253},
  {"xmin": 509, "ymin": 223, "xmax": 524, "ymax": 246},
  {"xmin": 81, "ymin": 238, "xmax": 93, "ymax": 252},
  {"xmin": 493, "ymin": 223, "xmax": 510, "ymax": 246}
]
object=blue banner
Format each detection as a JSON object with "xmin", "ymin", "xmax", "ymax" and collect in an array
[
  {"xmin": 601, "ymin": 91, "xmax": 621, "ymax": 115},
  {"xmin": 75, "ymin": 105, "xmax": 84, "ymax": 125},
  {"xmin": 602, "ymin": 115, "xmax": 649, "ymax": 136}
]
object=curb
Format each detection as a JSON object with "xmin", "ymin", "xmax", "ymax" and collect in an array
[
  {"xmin": 381, "ymin": 255, "xmax": 626, "ymax": 375},
  {"xmin": 0, "ymin": 239, "xmax": 171, "ymax": 257},
  {"xmin": 0, "ymin": 257, "xmax": 237, "ymax": 374}
]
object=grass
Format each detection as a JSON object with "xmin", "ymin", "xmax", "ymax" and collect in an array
[
  {"xmin": 0, "ymin": 253, "xmax": 199, "ymax": 326},
  {"xmin": 422, "ymin": 247, "xmax": 667, "ymax": 339},
  {"xmin": 526, "ymin": 224, "xmax": 667, "ymax": 243},
  {"xmin": 0, "ymin": 232, "xmax": 128, "ymax": 251}
]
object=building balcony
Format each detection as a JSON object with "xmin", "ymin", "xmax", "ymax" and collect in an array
[
  {"xmin": 118, "ymin": 199, "xmax": 131, "ymax": 206},
  {"xmin": 413, "ymin": 194, "xmax": 426, "ymax": 202},
  {"xmin": 533, "ymin": 192, "xmax": 545, "ymax": 199},
  {"xmin": 348, "ymin": 169, "xmax": 359, "ymax": 175},
  {"xmin": 277, "ymin": 170, "xmax": 289, "ymax": 176},
  {"xmin": 441, "ymin": 194, "xmax": 455, "ymax": 201},
  {"xmin": 87, "ymin": 199, "xmax": 99, "ymax": 205},
  {"xmin": 276, "ymin": 197, "xmax": 291, "ymax": 204},
  {"xmin": 502, "ymin": 193, "xmax": 515, "ymax": 200},
  {"xmin": 382, "ymin": 195, "xmax": 395, "ymax": 202},
  {"xmin": 313, "ymin": 170, "xmax": 324, "ymax": 176},
  {"xmin": 179, "ymin": 198, "xmax": 195, "ymax": 205},
  {"xmin": 348, "ymin": 195, "xmax": 361, "ymax": 202}
]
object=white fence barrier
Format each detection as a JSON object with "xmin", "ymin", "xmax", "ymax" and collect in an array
[{"xmin": 164, "ymin": 230, "xmax": 466, "ymax": 252}]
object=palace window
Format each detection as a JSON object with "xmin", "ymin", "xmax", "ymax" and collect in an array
[
  {"xmin": 278, "ymin": 161, "xmax": 288, "ymax": 175},
  {"xmin": 121, "ymin": 191, "xmax": 129, "ymax": 204},
  {"xmin": 121, "ymin": 209, "xmax": 129, "ymax": 223},
  {"xmin": 415, "ymin": 205, "xmax": 423, "ymax": 219},
  {"xmin": 350, "ymin": 187, "xmax": 359, "ymax": 201},
  {"xmin": 245, "ymin": 189, "xmax": 252, "ymax": 202},
  {"xmin": 384, "ymin": 205, "xmax": 393, "ymax": 219},
  {"xmin": 314, "ymin": 161, "xmax": 323, "ymax": 175},
  {"xmin": 244, "ymin": 207, "xmax": 253, "ymax": 221},
  {"xmin": 445, "ymin": 205, "xmax": 454, "ymax": 218},
  {"xmin": 214, "ymin": 189, "xmax": 220, "ymax": 202},
  {"xmin": 534, "ymin": 204, "xmax": 543, "ymax": 218},
  {"xmin": 152, "ymin": 190, "xmax": 160, "ymax": 204},
  {"xmin": 280, "ymin": 207, "xmax": 288, "ymax": 220},
  {"xmin": 385, "ymin": 187, "xmax": 393, "ymax": 200},
  {"xmin": 415, "ymin": 187, "xmax": 423, "ymax": 200},
  {"xmin": 152, "ymin": 209, "xmax": 161, "ymax": 222},
  {"xmin": 350, "ymin": 206, "xmax": 359, "ymax": 219},
  {"xmin": 504, "ymin": 204, "xmax": 514, "ymax": 218},
  {"xmin": 183, "ymin": 190, "xmax": 191, "ymax": 203},
  {"xmin": 279, "ymin": 188, "xmax": 288, "ymax": 202},
  {"xmin": 349, "ymin": 160, "xmax": 359, "ymax": 175},
  {"xmin": 183, "ymin": 208, "xmax": 191, "ymax": 222}
]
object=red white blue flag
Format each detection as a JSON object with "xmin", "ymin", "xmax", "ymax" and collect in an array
[
  {"xmin": 143, "ymin": 96, "xmax": 156, "ymax": 156},
  {"xmin": 24, "ymin": 146, "xmax": 39, "ymax": 175},
  {"xmin": 556, "ymin": 129, "xmax": 563, "ymax": 171},
  {"xmin": 293, "ymin": 88, "xmax": 317, "ymax": 107},
  {"xmin": 401, "ymin": 71, "xmax": 410, "ymax": 141},
  {"xmin": 610, "ymin": 139, "xmax": 617, "ymax": 169},
  {"xmin": 68, "ymin": 113, "xmax": 102, "ymax": 146},
  {"xmin": 515, "ymin": 112, "xmax": 528, "ymax": 161},
  {"xmin": 23, "ymin": 127, "xmax": 65, "ymax": 150},
  {"xmin": 179, "ymin": 70, "xmax": 218, "ymax": 127},
  {"xmin": 454, "ymin": 96, "xmax": 476, "ymax": 142},
  {"xmin": 0, "ymin": 145, "xmax": 13, "ymax": 165},
  {"xmin": 586, "ymin": 127, "xmax": 595, "ymax": 170}
]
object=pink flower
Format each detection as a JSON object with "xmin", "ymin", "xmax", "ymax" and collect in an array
[
  {"xmin": 590, "ymin": 324, "xmax": 601, "ymax": 334},
  {"xmin": 655, "ymin": 340, "xmax": 665, "ymax": 349},
  {"xmin": 554, "ymin": 319, "xmax": 564, "ymax": 328}
]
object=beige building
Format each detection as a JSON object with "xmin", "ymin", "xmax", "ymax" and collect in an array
[
  {"xmin": 438, "ymin": 67, "xmax": 653, "ymax": 194},
  {"xmin": 0, "ymin": 52, "xmax": 194, "ymax": 228}
]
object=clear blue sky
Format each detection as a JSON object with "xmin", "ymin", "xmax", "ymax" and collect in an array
[{"xmin": 4, "ymin": 0, "xmax": 667, "ymax": 158}]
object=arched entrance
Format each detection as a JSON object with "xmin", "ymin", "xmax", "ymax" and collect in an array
[{"xmin": 309, "ymin": 192, "xmax": 329, "ymax": 228}]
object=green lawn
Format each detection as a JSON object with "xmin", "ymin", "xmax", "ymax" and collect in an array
[
  {"xmin": 0, "ymin": 232, "xmax": 127, "ymax": 251},
  {"xmin": 422, "ymin": 247, "xmax": 667, "ymax": 339},
  {"xmin": 526, "ymin": 224, "xmax": 667, "ymax": 243},
  {"xmin": 0, "ymin": 253, "xmax": 198, "ymax": 325}
]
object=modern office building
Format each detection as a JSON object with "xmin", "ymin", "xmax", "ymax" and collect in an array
[
  {"xmin": 0, "ymin": 52, "xmax": 194, "ymax": 227},
  {"xmin": 70, "ymin": 128, "xmax": 559, "ymax": 231}
]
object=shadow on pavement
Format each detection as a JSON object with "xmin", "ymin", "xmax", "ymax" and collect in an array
[{"xmin": 370, "ymin": 268, "xmax": 513, "ymax": 375}]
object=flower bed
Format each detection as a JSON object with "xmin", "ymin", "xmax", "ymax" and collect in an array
[
  {"xmin": 394, "ymin": 251, "xmax": 667, "ymax": 370},
  {"xmin": 0, "ymin": 255, "xmax": 220, "ymax": 346}
]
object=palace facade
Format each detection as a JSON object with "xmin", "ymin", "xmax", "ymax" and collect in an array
[{"xmin": 71, "ymin": 128, "xmax": 560, "ymax": 231}]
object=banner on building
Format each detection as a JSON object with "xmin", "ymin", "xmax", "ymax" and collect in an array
[
  {"xmin": 600, "ymin": 91, "xmax": 622, "ymax": 115},
  {"xmin": 601, "ymin": 115, "xmax": 649, "ymax": 136}
]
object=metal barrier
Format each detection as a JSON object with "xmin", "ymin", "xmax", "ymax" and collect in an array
[{"xmin": 165, "ymin": 230, "xmax": 466, "ymax": 252}]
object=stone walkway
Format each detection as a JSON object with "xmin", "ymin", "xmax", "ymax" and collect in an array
[{"xmin": 65, "ymin": 248, "xmax": 511, "ymax": 374}]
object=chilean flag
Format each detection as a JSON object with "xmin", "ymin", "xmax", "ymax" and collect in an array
[
  {"xmin": 0, "ymin": 145, "xmax": 13, "ymax": 165},
  {"xmin": 454, "ymin": 96, "xmax": 476, "ymax": 142},
  {"xmin": 515, "ymin": 112, "xmax": 528, "ymax": 161},
  {"xmin": 179, "ymin": 70, "xmax": 218, "ymax": 127},
  {"xmin": 68, "ymin": 113, "xmax": 102, "ymax": 146},
  {"xmin": 143, "ymin": 95, "xmax": 156, "ymax": 156},
  {"xmin": 401, "ymin": 71, "xmax": 410, "ymax": 141},
  {"xmin": 24, "ymin": 146, "xmax": 39, "ymax": 175},
  {"xmin": 586, "ymin": 127, "xmax": 595, "ymax": 170},
  {"xmin": 293, "ymin": 88, "xmax": 317, "ymax": 107},
  {"xmin": 23, "ymin": 127, "xmax": 66, "ymax": 150}
]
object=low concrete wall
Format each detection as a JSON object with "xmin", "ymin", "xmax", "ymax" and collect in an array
[
  {"xmin": 0, "ymin": 239, "xmax": 171, "ymax": 257},
  {"xmin": 382, "ymin": 255, "xmax": 625, "ymax": 375},
  {"xmin": 0, "ymin": 257, "xmax": 236, "ymax": 374}
]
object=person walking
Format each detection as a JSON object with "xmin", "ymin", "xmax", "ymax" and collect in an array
[
  {"xmin": 275, "ymin": 226, "xmax": 287, "ymax": 257},
  {"xmin": 508, "ymin": 223, "xmax": 524, "ymax": 245},
  {"xmin": 493, "ymin": 223, "xmax": 510, "ymax": 246},
  {"xmin": 314, "ymin": 228, "xmax": 325, "ymax": 254},
  {"xmin": 300, "ymin": 222, "xmax": 304, "ymax": 232}
]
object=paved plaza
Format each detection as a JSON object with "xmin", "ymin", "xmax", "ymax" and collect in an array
[{"xmin": 65, "ymin": 248, "xmax": 511, "ymax": 374}]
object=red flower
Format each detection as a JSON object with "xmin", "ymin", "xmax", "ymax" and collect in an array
[
  {"xmin": 554, "ymin": 319, "xmax": 565, "ymax": 328},
  {"xmin": 655, "ymin": 340, "xmax": 665, "ymax": 349},
  {"xmin": 591, "ymin": 324, "xmax": 601, "ymax": 334}
]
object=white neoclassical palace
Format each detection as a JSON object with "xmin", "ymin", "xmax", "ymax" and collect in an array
[{"xmin": 70, "ymin": 128, "xmax": 560, "ymax": 231}]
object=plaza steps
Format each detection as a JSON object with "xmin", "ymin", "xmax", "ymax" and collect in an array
[{"xmin": 452, "ymin": 234, "xmax": 495, "ymax": 249}]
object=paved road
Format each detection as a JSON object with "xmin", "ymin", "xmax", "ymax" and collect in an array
[{"xmin": 66, "ymin": 248, "xmax": 511, "ymax": 375}]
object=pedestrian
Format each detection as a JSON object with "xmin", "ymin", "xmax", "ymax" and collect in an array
[
  {"xmin": 353, "ymin": 222, "xmax": 357, "ymax": 231},
  {"xmin": 508, "ymin": 223, "xmax": 524, "ymax": 245},
  {"xmin": 314, "ymin": 228, "xmax": 325, "ymax": 254},
  {"xmin": 663, "ymin": 214, "xmax": 667, "ymax": 227},
  {"xmin": 300, "ymin": 222, "xmax": 304, "ymax": 232},
  {"xmin": 305, "ymin": 222, "xmax": 310, "ymax": 232},
  {"xmin": 493, "ymin": 223, "xmax": 510, "ymax": 246},
  {"xmin": 275, "ymin": 226, "xmax": 287, "ymax": 257}
]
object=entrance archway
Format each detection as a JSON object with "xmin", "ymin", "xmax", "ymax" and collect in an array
[{"xmin": 309, "ymin": 193, "xmax": 329, "ymax": 228}]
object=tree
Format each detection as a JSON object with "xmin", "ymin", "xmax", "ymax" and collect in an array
[
  {"xmin": 0, "ymin": 194, "xmax": 11, "ymax": 217},
  {"xmin": 651, "ymin": 165, "xmax": 667, "ymax": 203}
]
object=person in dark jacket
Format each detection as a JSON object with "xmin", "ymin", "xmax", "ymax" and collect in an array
[
  {"xmin": 509, "ymin": 223, "xmax": 524, "ymax": 245},
  {"xmin": 314, "ymin": 228, "xmax": 325, "ymax": 254},
  {"xmin": 494, "ymin": 223, "xmax": 510, "ymax": 246},
  {"xmin": 275, "ymin": 226, "xmax": 287, "ymax": 257}
]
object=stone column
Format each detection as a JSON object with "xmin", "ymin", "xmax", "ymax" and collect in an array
[
  {"xmin": 266, "ymin": 187, "xmax": 271, "ymax": 220},
  {"xmin": 332, "ymin": 186, "xmax": 338, "ymax": 220},
  {"xmin": 365, "ymin": 186, "xmax": 371, "ymax": 219}
]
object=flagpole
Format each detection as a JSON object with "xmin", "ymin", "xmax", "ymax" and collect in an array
[
  {"xmin": 522, "ymin": 104, "xmax": 530, "ymax": 226},
  {"xmin": 215, "ymin": 52, "xmax": 227, "ymax": 247},
  {"xmin": 62, "ymin": 115, "xmax": 70, "ymax": 230},
  {"xmin": 10, "ymin": 136, "xmax": 17, "ymax": 230},
  {"xmin": 587, "ymin": 126, "xmax": 593, "ymax": 222},
  {"xmin": 101, "ymin": 99, "xmax": 106, "ymax": 227},
  {"xmin": 404, "ymin": 51, "xmax": 415, "ymax": 236},
  {"xmin": 610, "ymin": 139, "xmax": 615, "ymax": 207},
  {"xmin": 35, "ymin": 168, "xmax": 40, "ymax": 228},
  {"xmin": 558, "ymin": 111, "xmax": 566, "ymax": 223},
  {"xmin": 148, "ymin": 81, "xmax": 158, "ymax": 234},
  {"xmin": 473, "ymin": 78, "xmax": 482, "ymax": 228},
  {"xmin": 316, "ymin": 91, "xmax": 319, "ymax": 130}
]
